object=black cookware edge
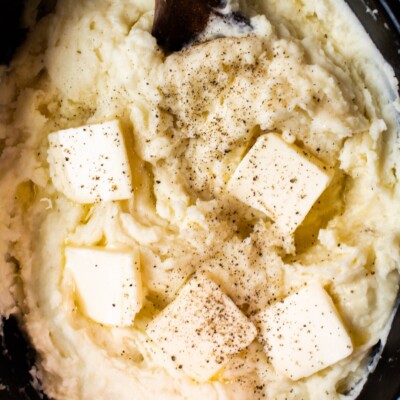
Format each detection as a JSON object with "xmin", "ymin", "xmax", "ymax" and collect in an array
[
  {"xmin": 0, "ymin": 0, "xmax": 399, "ymax": 399},
  {"xmin": 345, "ymin": 1, "xmax": 400, "ymax": 398}
]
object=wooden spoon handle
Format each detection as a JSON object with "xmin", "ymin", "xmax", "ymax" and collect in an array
[{"xmin": 152, "ymin": 0, "xmax": 226, "ymax": 52}]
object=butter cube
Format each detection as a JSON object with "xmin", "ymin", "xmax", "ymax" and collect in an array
[
  {"xmin": 146, "ymin": 274, "xmax": 257, "ymax": 382},
  {"xmin": 48, "ymin": 120, "xmax": 133, "ymax": 203},
  {"xmin": 227, "ymin": 133, "xmax": 332, "ymax": 233},
  {"xmin": 65, "ymin": 246, "xmax": 142, "ymax": 327},
  {"xmin": 257, "ymin": 284, "xmax": 353, "ymax": 380}
]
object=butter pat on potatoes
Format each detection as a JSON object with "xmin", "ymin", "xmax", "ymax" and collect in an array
[
  {"xmin": 256, "ymin": 284, "xmax": 353, "ymax": 380},
  {"xmin": 146, "ymin": 274, "xmax": 257, "ymax": 382},
  {"xmin": 228, "ymin": 134, "xmax": 333, "ymax": 233},
  {"xmin": 47, "ymin": 120, "xmax": 133, "ymax": 203},
  {"xmin": 65, "ymin": 246, "xmax": 142, "ymax": 327}
]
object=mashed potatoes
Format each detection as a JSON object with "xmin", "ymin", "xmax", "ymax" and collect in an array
[{"xmin": 0, "ymin": 0, "xmax": 399, "ymax": 399}]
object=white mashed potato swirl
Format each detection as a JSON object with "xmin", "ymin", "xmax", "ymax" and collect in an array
[{"xmin": 0, "ymin": 0, "xmax": 399, "ymax": 399}]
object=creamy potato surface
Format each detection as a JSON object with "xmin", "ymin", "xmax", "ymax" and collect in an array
[{"xmin": 0, "ymin": 1, "xmax": 399, "ymax": 399}]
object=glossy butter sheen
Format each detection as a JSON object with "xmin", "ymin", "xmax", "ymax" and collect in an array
[
  {"xmin": 228, "ymin": 133, "xmax": 333, "ymax": 233},
  {"xmin": 47, "ymin": 120, "xmax": 133, "ymax": 203},
  {"xmin": 146, "ymin": 274, "xmax": 257, "ymax": 382},
  {"xmin": 65, "ymin": 246, "xmax": 142, "ymax": 326},
  {"xmin": 257, "ymin": 284, "xmax": 353, "ymax": 380}
]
